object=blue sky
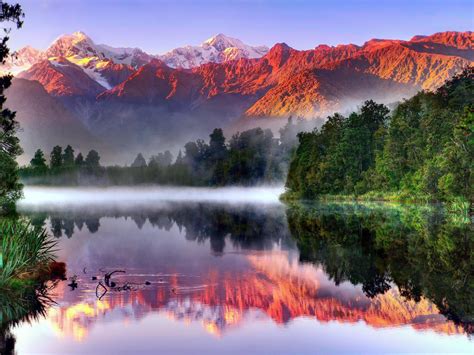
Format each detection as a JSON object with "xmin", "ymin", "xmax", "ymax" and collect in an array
[{"xmin": 8, "ymin": 0, "xmax": 474, "ymax": 53}]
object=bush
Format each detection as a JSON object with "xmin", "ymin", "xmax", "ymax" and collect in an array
[{"xmin": 0, "ymin": 220, "xmax": 57, "ymax": 288}]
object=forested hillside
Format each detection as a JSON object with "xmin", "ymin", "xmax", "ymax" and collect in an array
[{"xmin": 285, "ymin": 67, "xmax": 473, "ymax": 202}]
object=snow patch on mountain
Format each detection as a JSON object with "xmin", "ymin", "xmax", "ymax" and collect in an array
[
  {"xmin": 50, "ymin": 60, "xmax": 70, "ymax": 68},
  {"xmin": 158, "ymin": 33, "xmax": 269, "ymax": 68},
  {"xmin": 82, "ymin": 66, "xmax": 112, "ymax": 89}
]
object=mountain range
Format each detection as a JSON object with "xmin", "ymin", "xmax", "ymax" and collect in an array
[{"xmin": 3, "ymin": 30, "xmax": 472, "ymax": 164}]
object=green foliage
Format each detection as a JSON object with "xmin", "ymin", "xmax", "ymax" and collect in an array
[
  {"xmin": 285, "ymin": 101, "xmax": 389, "ymax": 197},
  {"xmin": 85, "ymin": 149, "xmax": 100, "ymax": 168},
  {"xmin": 0, "ymin": 150, "xmax": 22, "ymax": 211},
  {"xmin": 286, "ymin": 68, "xmax": 474, "ymax": 202},
  {"xmin": 0, "ymin": 219, "xmax": 57, "ymax": 288},
  {"xmin": 49, "ymin": 145, "xmax": 62, "ymax": 169},
  {"xmin": 0, "ymin": 2, "xmax": 24, "ymax": 211},
  {"xmin": 74, "ymin": 152, "xmax": 84, "ymax": 167},
  {"xmin": 29, "ymin": 149, "xmax": 47, "ymax": 171},
  {"xmin": 62, "ymin": 145, "xmax": 75, "ymax": 167}
]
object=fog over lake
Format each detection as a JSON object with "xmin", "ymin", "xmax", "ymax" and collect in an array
[{"xmin": 19, "ymin": 186, "xmax": 285, "ymax": 206}]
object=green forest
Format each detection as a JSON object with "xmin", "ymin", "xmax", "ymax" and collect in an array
[
  {"xmin": 19, "ymin": 120, "xmax": 309, "ymax": 186},
  {"xmin": 285, "ymin": 67, "xmax": 473, "ymax": 203}
]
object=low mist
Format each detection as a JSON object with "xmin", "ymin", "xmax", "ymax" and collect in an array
[{"xmin": 19, "ymin": 185, "xmax": 285, "ymax": 207}]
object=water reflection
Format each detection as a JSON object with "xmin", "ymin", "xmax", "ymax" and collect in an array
[
  {"xmin": 7, "ymin": 198, "xmax": 473, "ymax": 353},
  {"xmin": 44, "ymin": 252, "xmax": 463, "ymax": 342},
  {"xmin": 0, "ymin": 283, "xmax": 57, "ymax": 354},
  {"xmin": 287, "ymin": 202, "xmax": 473, "ymax": 335},
  {"xmin": 21, "ymin": 203, "xmax": 295, "ymax": 254}
]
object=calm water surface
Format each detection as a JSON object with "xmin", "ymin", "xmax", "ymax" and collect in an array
[{"xmin": 5, "ymin": 187, "xmax": 473, "ymax": 354}]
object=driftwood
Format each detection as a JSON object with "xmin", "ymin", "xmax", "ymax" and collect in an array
[
  {"xmin": 91, "ymin": 269, "xmax": 151, "ymax": 300},
  {"xmin": 104, "ymin": 270, "xmax": 125, "ymax": 287},
  {"xmin": 66, "ymin": 268, "xmax": 153, "ymax": 299},
  {"xmin": 95, "ymin": 281, "xmax": 108, "ymax": 300}
]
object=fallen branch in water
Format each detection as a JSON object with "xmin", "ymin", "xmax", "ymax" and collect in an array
[
  {"xmin": 91, "ymin": 269, "xmax": 151, "ymax": 300},
  {"xmin": 104, "ymin": 270, "xmax": 126, "ymax": 287},
  {"xmin": 96, "ymin": 281, "xmax": 107, "ymax": 300}
]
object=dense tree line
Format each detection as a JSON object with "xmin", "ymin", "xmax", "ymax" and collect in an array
[
  {"xmin": 20, "ymin": 120, "xmax": 315, "ymax": 186},
  {"xmin": 285, "ymin": 67, "xmax": 473, "ymax": 202}
]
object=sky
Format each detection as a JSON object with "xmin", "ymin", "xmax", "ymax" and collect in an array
[{"xmin": 7, "ymin": 0, "xmax": 474, "ymax": 53}]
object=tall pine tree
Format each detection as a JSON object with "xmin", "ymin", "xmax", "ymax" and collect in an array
[
  {"xmin": 50, "ymin": 146, "xmax": 63, "ymax": 169},
  {"xmin": 63, "ymin": 145, "xmax": 75, "ymax": 167},
  {"xmin": 30, "ymin": 149, "xmax": 47, "ymax": 171}
]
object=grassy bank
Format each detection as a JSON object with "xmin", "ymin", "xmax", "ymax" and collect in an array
[
  {"xmin": 280, "ymin": 190, "xmax": 472, "ymax": 220},
  {"xmin": 281, "ymin": 189, "xmax": 471, "ymax": 205}
]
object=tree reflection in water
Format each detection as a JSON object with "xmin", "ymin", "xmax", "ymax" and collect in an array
[
  {"xmin": 22, "ymin": 203, "xmax": 295, "ymax": 253},
  {"xmin": 287, "ymin": 202, "xmax": 473, "ymax": 334},
  {"xmin": 19, "ymin": 201, "xmax": 473, "ymax": 336},
  {"xmin": 0, "ymin": 283, "xmax": 58, "ymax": 354}
]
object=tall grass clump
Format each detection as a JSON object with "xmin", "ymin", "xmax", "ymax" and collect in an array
[{"xmin": 0, "ymin": 220, "xmax": 57, "ymax": 288}]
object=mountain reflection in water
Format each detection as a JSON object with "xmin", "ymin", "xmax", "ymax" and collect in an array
[
  {"xmin": 46, "ymin": 252, "xmax": 462, "ymax": 342},
  {"xmin": 8, "ymin": 195, "xmax": 473, "ymax": 353}
]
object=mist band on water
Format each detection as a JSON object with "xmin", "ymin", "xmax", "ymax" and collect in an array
[{"xmin": 19, "ymin": 186, "xmax": 285, "ymax": 206}]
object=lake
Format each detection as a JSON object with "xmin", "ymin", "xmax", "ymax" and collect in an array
[{"xmin": 4, "ymin": 187, "xmax": 472, "ymax": 354}]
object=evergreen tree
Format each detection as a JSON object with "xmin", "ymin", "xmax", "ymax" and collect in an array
[
  {"xmin": 209, "ymin": 128, "xmax": 227, "ymax": 161},
  {"xmin": 175, "ymin": 150, "xmax": 184, "ymax": 164},
  {"xmin": 30, "ymin": 149, "xmax": 47, "ymax": 171},
  {"xmin": 85, "ymin": 150, "xmax": 100, "ymax": 168},
  {"xmin": 75, "ymin": 152, "xmax": 84, "ymax": 167},
  {"xmin": 0, "ymin": 2, "xmax": 24, "ymax": 209},
  {"xmin": 63, "ymin": 145, "xmax": 75, "ymax": 167},
  {"xmin": 131, "ymin": 153, "xmax": 147, "ymax": 168},
  {"xmin": 208, "ymin": 128, "xmax": 228, "ymax": 184},
  {"xmin": 50, "ymin": 146, "xmax": 63, "ymax": 169}
]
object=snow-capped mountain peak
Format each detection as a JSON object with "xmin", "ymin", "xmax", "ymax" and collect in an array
[
  {"xmin": 1, "ymin": 45, "xmax": 46, "ymax": 75},
  {"xmin": 203, "ymin": 33, "xmax": 246, "ymax": 51},
  {"xmin": 46, "ymin": 31, "xmax": 97, "ymax": 58},
  {"xmin": 158, "ymin": 33, "xmax": 269, "ymax": 69},
  {"xmin": 72, "ymin": 31, "xmax": 89, "ymax": 40}
]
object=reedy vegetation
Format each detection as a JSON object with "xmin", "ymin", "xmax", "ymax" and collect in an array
[{"xmin": 0, "ymin": 220, "xmax": 57, "ymax": 288}]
